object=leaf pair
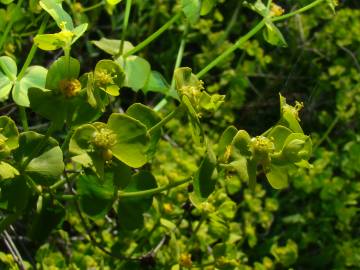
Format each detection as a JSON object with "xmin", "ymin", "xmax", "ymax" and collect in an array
[
  {"xmin": 0, "ymin": 56, "xmax": 47, "ymax": 106},
  {"xmin": 70, "ymin": 103, "xmax": 162, "ymax": 178}
]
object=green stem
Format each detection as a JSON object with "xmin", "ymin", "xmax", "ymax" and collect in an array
[
  {"xmin": 118, "ymin": 177, "xmax": 191, "ymax": 199},
  {"xmin": 154, "ymin": 23, "xmax": 188, "ymax": 112},
  {"xmin": 313, "ymin": 115, "xmax": 340, "ymax": 150},
  {"xmin": 61, "ymin": 129, "xmax": 73, "ymax": 151},
  {"xmin": 17, "ymin": 15, "xmax": 49, "ymax": 80},
  {"xmin": 81, "ymin": 1, "xmax": 105, "ymax": 12},
  {"xmin": 24, "ymin": 175, "xmax": 42, "ymax": 194},
  {"xmin": 196, "ymin": 19, "xmax": 266, "ymax": 78},
  {"xmin": 124, "ymin": 12, "xmax": 182, "ymax": 57},
  {"xmin": 49, "ymin": 179, "xmax": 67, "ymax": 191},
  {"xmin": 119, "ymin": 0, "xmax": 132, "ymax": 55},
  {"xmin": 271, "ymin": 0, "xmax": 325, "ymax": 22},
  {"xmin": 148, "ymin": 105, "xmax": 184, "ymax": 135},
  {"xmin": 64, "ymin": 47, "xmax": 71, "ymax": 78},
  {"xmin": 18, "ymin": 107, "xmax": 29, "ymax": 131},
  {"xmin": 16, "ymin": 16, "xmax": 48, "ymax": 132},
  {"xmin": 196, "ymin": 0, "xmax": 326, "ymax": 78},
  {"xmin": 0, "ymin": 0, "xmax": 24, "ymax": 51},
  {"xmin": 54, "ymin": 194, "xmax": 78, "ymax": 201}
]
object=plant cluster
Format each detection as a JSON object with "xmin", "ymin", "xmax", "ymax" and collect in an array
[{"xmin": 0, "ymin": 0, "xmax": 352, "ymax": 269}]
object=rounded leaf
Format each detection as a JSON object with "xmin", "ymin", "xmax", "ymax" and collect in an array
[{"xmin": 107, "ymin": 114, "xmax": 149, "ymax": 168}]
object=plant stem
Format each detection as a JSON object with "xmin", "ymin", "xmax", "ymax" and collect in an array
[
  {"xmin": 124, "ymin": 12, "xmax": 182, "ymax": 57},
  {"xmin": 154, "ymin": 23, "xmax": 188, "ymax": 112},
  {"xmin": 17, "ymin": 15, "xmax": 49, "ymax": 80},
  {"xmin": 119, "ymin": 0, "xmax": 132, "ymax": 55},
  {"xmin": 81, "ymin": 1, "xmax": 105, "ymax": 12},
  {"xmin": 148, "ymin": 105, "xmax": 184, "ymax": 135},
  {"xmin": 16, "ymin": 15, "xmax": 48, "ymax": 132},
  {"xmin": 18, "ymin": 107, "xmax": 29, "ymax": 131},
  {"xmin": 271, "ymin": 0, "xmax": 325, "ymax": 22},
  {"xmin": 0, "ymin": 0, "xmax": 24, "ymax": 50},
  {"xmin": 24, "ymin": 175, "xmax": 42, "ymax": 194},
  {"xmin": 49, "ymin": 179, "xmax": 67, "ymax": 191},
  {"xmin": 118, "ymin": 177, "xmax": 191, "ymax": 199},
  {"xmin": 196, "ymin": 0, "xmax": 326, "ymax": 78},
  {"xmin": 313, "ymin": 115, "xmax": 340, "ymax": 150},
  {"xmin": 196, "ymin": 19, "xmax": 266, "ymax": 78}
]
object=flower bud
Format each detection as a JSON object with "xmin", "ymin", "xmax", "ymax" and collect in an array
[
  {"xmin": 92, "ymin": 128, "xmax": 116, "ymax": 149},
  {"xmin": 179, "ymin": 253, "xmax": 192, "ymax": 268},
  {"xmin": 59, "ymin": 79, "xmax": 82, "ymax": 98}
]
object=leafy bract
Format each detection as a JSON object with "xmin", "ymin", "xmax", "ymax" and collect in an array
[
  {"xmin": 117, "ymin": 171, "xmax": 157, "ymax": 230},
  {"xmin": 92, "ymin": 38, "xmax": 134, "ymax": 55},
  {"xmin": 39, "ymin": 0, "xmax": 74, "ymax": 30},
  {"xmin": 13, "ymin": 131, "xmax": 64, "ymax": 185},
  {"xmin": 116, "ymin": 55, "xmax": 151, "ymax": 91},
  {"xmin": 126, "ymin": 103, "xmax": 161, "ymax": 158},
  {"xmin": 193, "ymin": 145, "xmax": 217, "ymax": 200},
  {"xmin": 181, "ymin": 0, "xmax": 201, "ymax": 24},
  {"xmin": 77, "ymin": 172, "xmax": 116, "ymax": 219}
]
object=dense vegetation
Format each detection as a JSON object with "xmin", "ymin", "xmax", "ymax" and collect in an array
[{"xmin": 0, "ymin": 0, "xmax": 359, "ymax": 269}]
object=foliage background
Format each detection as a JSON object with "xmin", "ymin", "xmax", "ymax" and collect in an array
[{"xmin": 0, "ymin": 0, "xmax": 360, "ymax": 269}]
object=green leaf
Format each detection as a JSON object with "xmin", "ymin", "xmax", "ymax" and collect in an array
[
  {"xmin": 46, "ymin": 56, "xmax": 80, "ymax": 90},
  {"xmin": 217, "ymin": 125, "xmax": 237, "ymax": 161},
  {"xmin": 263, "ymin": 21, "xmax": 288, "ymax": 47},
  {"xmin": 280, "ymin": 133, "xmax": 312, "ymax": 163},
  {"xmin": 13, "ymin": 66, "xmax": 47, "ymax": 107},
  {"xmin": 69, "ymin": 124, "xmax": 105, "ymax": 178},
  {"xmin": 117, "ymin": 171, "xmax": 157, "ymax": 230},
  {"xmin": 0, "ymin": 176, "xmax": 30, "ymax": 212},
  {"xmin": 0, "ymin": 73, "xmax": 13, "ymax": 102},
  {"xmin": 28, "ymin": 198, "xmax": 65, "ymax": 242},
  {"xmin": 0, "ymin": 56, "xmax": 17, "ymax": 81},
  {"xmin": 181, "ymin": 0, "xmax": 201, "ymax": 24},
  {"xmin": 218, "ymin": 200, "xmax": 237, "ymax": 220},
  {"xmin": 0, "ymin": 162, "xmax": 19, "ymax": 181},
  {"xmin": 107, "ymin": 114, "xmax": 149, "ymax": 168},
  {"xmin": 193, "ymin": 145, "xmax": 217, "ymax": 200},
  {"xmin": 26, "ymin": 146, "xmax": 65, "ymax": 181},
  {"xmin": 231, "ymin": 130, "xmax": 252, "ymax": 158},
  {"xmin": 142, "ymin": 71, "xmax": 170, "ymax": 94},
  {"xmin": 116, "ymin": 55, "xmax": 151, "ymax": 91},
  {"xmin": 266, "ymin": 165, "xmax": 288, "ymax": 189},
  {"xmin": 266, "ymin": 125, "xmax": 292, "ymax": 151},
  {"xmin": 34, "ymin": 32, "xmax": 70, "ymax": 51},
  {"xmin": 69, "ymin": 124, "xmax": 96, "ymax": 155},
  {"xmin": 28, "ymin": 88, "xmax": 66, "ymax": 129},
  {"xmin": 72, "ymin": 23, "xmax": 88, "ymax": 44},
  {"xmin": 228, "ymin": 157, "xmax": 249, "ymax": 183},
  {"xmin": 92, "ymin": 38, "xmax": 134, "ymax": 56},
  {"xmin": 126, "ymin": 103, "xmax": 161, "ymax": 158},
  {"xmin": 182, "ymin": 95, "xmax": 204, "ymax": 145},
  {"xmin": 200, "ymin": 0, "xmax": 217, "ymax": 15},
  {"xmin": 77, "ymin": 173, "xmax": 115, "ymax": 219},
  {"xmin": 0, "ymin": 115, "xmax": 19, "ymax": 151},
  {"xmin": 13, "ymin": 131, "xmax": 62, "ymax": 185},
  {"xmin": 199, "ymin": 92, "xmax": 225, "ymax": 112},
  {"xmin": 244, "ymin": 0, "xmax": 268, "ymax": 17},
  {"xmin": 326, "ymin": 0, "xmax": 338, "ymax": 13},
  {"xmin": 0, "ymin": 56, "xmax": 16, "ymax": 102},
  {"xmin": 39, "ymin": 0, "xmax": 74, "ymax": 30}
]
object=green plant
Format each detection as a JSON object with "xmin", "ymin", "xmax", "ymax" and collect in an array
[{"xmin": 0, "ymin": 0, "xmax": 339, "ymax": 269}]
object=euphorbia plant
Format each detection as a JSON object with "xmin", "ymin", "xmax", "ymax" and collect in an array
[{"xmin": 0, "ymin": 0, "xmax": 338, "ymax": 268}]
